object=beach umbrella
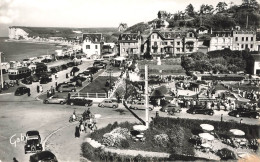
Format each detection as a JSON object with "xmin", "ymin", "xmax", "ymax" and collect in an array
[
  {"xmin": 230, "ymin": 129, "xmax": 245, "ymax": 136},
  {"xmin": 201, "ymin": 143, "xmax": 211, "ymax": 148},
  {"xmin": 200, "ymin": 124, "xmax": 214, "ymax": 131},
  {"xmin": 199, "ymin": 133, "xmax": 215, "ymax": 141},
  {"xmin": 133, "ymin": 125, "xmax": 147, "ymax": 131}
]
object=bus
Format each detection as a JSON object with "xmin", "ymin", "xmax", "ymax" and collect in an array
[{"xmin": 8, "ymin": 67, "xmax": 31, "ymax": 80}]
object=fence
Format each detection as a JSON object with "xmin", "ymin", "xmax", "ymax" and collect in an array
[{"xmin": 72, "ymin": 92, "xmax": 107, "ymax": 98}]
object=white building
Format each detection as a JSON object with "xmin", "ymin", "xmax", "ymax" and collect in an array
[
  {"xmin": 253, "ymin": 55, "xmax": 260, "ymax": 75},
  {"xmin": 82, "ymin": 33, "xmax": 103, "ymax": 58}
]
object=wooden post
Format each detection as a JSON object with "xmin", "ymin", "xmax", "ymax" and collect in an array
[{"xmin": 145, "ymin": 65, "xmax": 149, "ymax": 128}]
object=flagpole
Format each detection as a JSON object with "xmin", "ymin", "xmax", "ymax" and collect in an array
[{"xmin": 0, "ymin": 52, "xmax": 3, "ymax": 89}]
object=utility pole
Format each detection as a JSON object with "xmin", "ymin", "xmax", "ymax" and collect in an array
[
  {"xmin": 145, "ymin": 65, "xmax": 149, "ymax": 128},
  {"xmin": 0, "ymin": 52, "xmax": 3, "ymax": 89}
]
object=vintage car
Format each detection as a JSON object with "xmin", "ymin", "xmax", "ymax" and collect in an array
[
  {"xmin": 24, "ymin": 130, "xmax": 42, "ymax": 154},
  {"xmin": 129, "ymin": 101, "xmax": 154, "ymax": 111},
  {"xmin": 187, "ymin": 106, "xmax": 214, "ymax": 115},
  {"xmin": 98, "ymin": 99, "xmax": 118, "ymax": 108},
  {"xmin": 68, "ymin": 97, "xmax": 93, "ymax": 106},
  {"xmin": 86, "ymin": 67, "xmax": 99, "ymax": 74},
  {"xmin": 160, "ymin": 104, "xmax": 182, "ymax": 114},
  {"xmin": 57, "ymin": 84, "xmax": 76, "ymax": 92},
  {"xmin": 43, "ymin": 96, "xmax": 67, "ymax": 104},
  {"xmin": 29, "ymin": 151, "xmax": 57, "ymax": 162},
  {"xmin": 70, "ymin": 76, "xmax": 87, "ymax": 82},
  {"xmin": 93, "ymin": 61, "xmax": 107, "ymax": 69},
  {"xmin": 228, "ymin": 108, "xmax": 260, "ymax": 119},
  {"xmin": 15, "ymin": 87, "xmax": 30, "ymax": 96}
]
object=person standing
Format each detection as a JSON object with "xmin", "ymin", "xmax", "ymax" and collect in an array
[
  {"xmin": 16, "ymin": 79, "xmax": 19, "ymax": 86},
  {"xmin": 75, "ymin": 126, "xmax": 80, "ymax": 138},
  {"xmin": 51, "ymin": 86, "xmax": 55, "ymax": 95},
  {"xmin": 47, "ymin": 90, "xmax": 50, "ymax": 98},
  {"xmin": 27, "ymin": 88, "xmax": 31, "ymax": 97},
  {"xmin": 67, "ymin": 92, "xmax": 71, "ymax": 102},
  {"xmin": 37, "ymin": 85, "xmax": 40, "ymax": 93},
  {"xmin": 39, "ymin": 85, "xmax": 43, "ymax": 93}
]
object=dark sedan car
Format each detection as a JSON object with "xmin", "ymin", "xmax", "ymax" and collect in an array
[
  {"xmin": 24, "ymin": 130, "xmax": 42, "ymax": 154},
  {"xmin": 86, "ymin": 67, "xmax": 99, "ymax": 74},
  {"xmin": 228, "ymin": 108, "xmax": 259, "ymax": 119},
  {"xmin": 187, "ymin": 106, "xmax": 214, "ymax": 115},
  {"xmin": 70, "ymin": 76, "xmax": 87, "ymax": 82},
  {"xmin": 15, "ymin": 87, "xmax": 30, "ymax": 96},
  {"xmin": 68, "ymin": 97, "xmax": 93, "ymax": 106},
  {"xmin": 29, "ymin": 151, "xmax": 57, "ymax": 162},
  {"xmin": 93, "ymin": 61, "xmax": 107, "ymax": 69},
  {"xmin": 40, "ymin": 77, "xmax": 52, "ymax": 84}
]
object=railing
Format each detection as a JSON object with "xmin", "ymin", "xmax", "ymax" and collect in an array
[{"xmin": 72, "ymin": 92, "xmax": 107, "ymax": 98}]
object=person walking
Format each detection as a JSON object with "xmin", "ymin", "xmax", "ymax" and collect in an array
[
  {"xmin": 51, "ymin": 86, "xmax": 55, "ymax": 95},
  {"xmin": 27, "ymin": 88, "xmax": 31, "ymax": 97},
  {"xmin": 47, "ymin": 90, "xmax": 50, "ymax": 98},
  {"xmin": 37, "ymin": 85, "xmax": 40, "ymax": 93},
  {"xmin": 39, "ymin": 85, "xmax": 43, "ymax": 93}
]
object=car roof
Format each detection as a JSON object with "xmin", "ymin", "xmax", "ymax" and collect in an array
[
  {"xmin": 26, "ymin": 130, "xmax": 40, "ymax": 136},
  {"xmin": 30, "ymin": 151, "xmax": 56, "ymax": 161}
]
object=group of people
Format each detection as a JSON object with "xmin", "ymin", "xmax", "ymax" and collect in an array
[
  {"xmin": 46, "ymin": 86, "xmax": 55, "ymax": 98},
  {"xmin": 74, "ymin": 108, "xmax": 97, "ymax": 138}
]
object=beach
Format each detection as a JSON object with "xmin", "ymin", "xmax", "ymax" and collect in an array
[{"xmin": 0, "ymin": 37, "xmax": 62, "ymax": 62}]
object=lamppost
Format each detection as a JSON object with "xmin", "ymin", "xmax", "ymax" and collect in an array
[{"xmin": 0, "ymin": 52, "xmax": 3, "ymax": 89}]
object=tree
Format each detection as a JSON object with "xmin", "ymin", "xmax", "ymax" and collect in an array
[
  {"xmin": 186, "ymin": 4, "xmax": 195, "ymax": 17},
  {"xmin": 216, "ymin": 2, "xmax": 228, "ymax": 12}
]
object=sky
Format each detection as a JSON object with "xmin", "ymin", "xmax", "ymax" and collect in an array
[{"xmin": 0, "ymin": 0, "xmax": 247, "ymax": 36}]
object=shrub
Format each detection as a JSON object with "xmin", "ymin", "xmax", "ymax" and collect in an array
[
  {"xmin": 121, "ymin": 139, "xmax": 130, "ymax": 148},
  {"xmin": 153, "ymin": 134, "xmax": 169, "ymax": 147},
  {"xmin": 81, "ymin": 142, "xmax": 98, "ymax": 161},
  {"xmin": 102, "ymin": 133, "xmax": 116, "ymax": 147},
  {"xmin": 217, "ymin": 148, "xmax": 236, "ymax": 160},
  {"xmin": 111, "ymin": 127, "xmax": 131, "ymax": 139}
]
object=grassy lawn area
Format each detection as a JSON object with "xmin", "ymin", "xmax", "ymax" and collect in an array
[{"xmin": 79, "ymin": 76, "xmax": 117, "ymax": 93}]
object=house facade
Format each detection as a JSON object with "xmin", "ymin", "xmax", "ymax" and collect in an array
[
  {"xmin": 118, "ymin": 23, "xmax": 128, "ymax": 32},
  {"xmin": 82, "ymin": 33, "xmax": 103, "ymax": 58},
  {"xmin": 147, "ymin": 30, "xmax": 198, "ymax": 56},
  {"xmin": 118, "ymin": 33, "xmax": 142, "ymax": 58},
  {"xmin": 252, "ymin": 55, "xmax": 260, "ymax": 75},
  {"xmin": 209, "ymin": 30, "xmax": 257, "ymax": 52}
]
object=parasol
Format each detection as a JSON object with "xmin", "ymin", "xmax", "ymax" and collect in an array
[
  {"xmin": 133, "ymin": 125, "xmax": 147, "ymax": 131},
  {"xmin": 199, "ymin": 133, "xmax": 215, "ymax": 141},
  {"xmin": 201, "ymin": 143, "xmax": 211, "ymax": 148},
  {"xmin": 230, "ymin": 129, "xmax": 245, "ymax": 136},
  {"xmin": 200, "ymin": 124, "xmax": 214, "ymax": 131}
]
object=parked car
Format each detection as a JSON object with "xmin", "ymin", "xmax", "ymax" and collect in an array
[
  {"xmin": 24, "ymin": 130, "xmax": 42, "ymax": 154},
  {"xmin": 15, "ymin": 87, "xmax": 30, "ymax": 96},
  {"xmin": 57, "ymin": 84, "xmax": 76, "ymax": 92},
  {"xmin": 77, "ymin": 72, "xmax": 91, "ymax": 79},
  {"xmin": 186, "ymin": 106, "xmax": 214, "ymax": 115},
  {"xmin": 50, "ymin": 67, "xmax": 59, "ymax": 74},
  {"xmin": 228, "ymin": 108, "xmax": 259, "ymax": 119},
  {"xmin": 41, "ymin": 59, "xmax": 52, "ymax": 63},
  {"xmin": 40, "ymin": 76, "xmax": 52, "ymax": 84},
  {"xmin": 67, "ymin": 62, "xmax": 77, "ymax": 67},
  {"xmin": 29, "ymin": 151, "xmax": 57, "ymax": 162},
  {"xmin": 86, "ymin": 67, "xmax": 99, "ymax": 74},
  {"xmin": 68, "ymin": 97, "xmax": 93, "ymax": 106},
  {"xmin": 70, "ymin": 76, "xmax": 87, "ymax": 82},
  {"xmin": 98, "ymin": 99, "xmax": 118, "ymax": 108},
  {"xmin": 56, "ymin": 82, "xmax": 75, "ymax": 91},
  {"xmin": 43, "ymin": 96, "xmax": 67, "ymax": 104},
  {"xmin": 60, "ymin": 64, "xmax": 68, "ymax": 70},
  {"xmin": 93, "ymin": 61, "xmax": 107, "ymax": 69},
  {"xmin": 129, "ymin": 101, "xmax": 154, "ymax": 110},
  {"xmin": 160, "ymin": 104, "xmax": 182, "ymax": 114},
  {"xmin": 22, "ymin": 77, "xmax": 32, "ymax": 85}
]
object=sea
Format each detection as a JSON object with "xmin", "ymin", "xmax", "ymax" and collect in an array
[{"xmin": 0, "ymin": 37, "xmax": 61, "ymax": 62}]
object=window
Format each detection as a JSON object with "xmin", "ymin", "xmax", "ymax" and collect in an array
[
  {"xmin": 245, "ymin": 44, "xmax": 248, "ymax": 49},
  {"xmin": 152, "ymin": 35, "xmax": 154, "ymax": 39},
  {"xmin": 86, "ymin": 45, "xmax": 90, "ymax": 49},
  {"xmin": 165, "ymin": 42, "xmax": 168, "ymax": 45},
  {"xmin": 189, "ymin": 33, "xmax": 193, "ymax": 37},
  {"xmin": 171, "ymin": 42, "xmax": 174, "ymax": 45},
  {"xmin": 161, "ymin": 48, "xmax": 163, "ymax": 52},
  {"xmin": 250, "ymin": 44, "xmax": 253, "ymax": 48},
  {"xmin": 241, "ymin": 44, "xmax": 244, "ymax": 48},
  {"xmin": 157, "ymin": 35, "xmax": 159, "ymax": 39},
  {"xmin": 177, "ymin": 42, "xmax": 180, "ymax": 45},
  {"xmin": 123, "ymin": 48, "xmax": 125, "ymax": 52},
  {"xmin": 251, "ymin": 37, "xmax": 253, "ymax": 41},
  {"xmin": 223, "ymin": 38, "xmax": 225, "ymax": 43},
  {"xmin": 235, "ymin": 37, "xmax": 238, "ymax": 41},
  {"xmin": 242, "ymin": 37, "xmax": 244, "ymax": 41},
  {"xmin": 154, "ymin": 42, "xmax": 157, "ymax": 45},
  {"xmin": 177, "ymin": 48, "xmax": 180, "ymax": 52},
  {"xmin": 95, "ymin": 45, "xmax": 98, "ymax": 49},
  {"xmin": 246, "ymin": 37, "xmax": 248, "ymax": 41}
]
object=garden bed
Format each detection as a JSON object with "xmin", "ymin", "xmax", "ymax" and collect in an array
[
  {"xmin": 79, "ymin": 76, "xmax": 117, "ymax": 93},
  {"xmin": 83, "ymin": 117, "xmax": 260, "ymax": 161}
]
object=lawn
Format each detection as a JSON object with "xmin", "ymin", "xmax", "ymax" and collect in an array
[{"xmin": 79, "ymin": 76, "xmax": 117, "ymax": 93}]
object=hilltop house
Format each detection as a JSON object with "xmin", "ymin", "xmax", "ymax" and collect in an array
[
  {"xmin": 197, "ymin": 26, "xmax": 209, "ymax": 35},
  {"xmin": 146, "ymin": 30, "xmax": 198, "ymax": 57},
  {"xmin": 209, "ymin": 30, "xmax": 257, "ymax": 51},
  {"xmin": 82, "ymin": 33, "xmax": 104, "ymax": 58},
  {"xmin": 118, "ymin": 33, "xmax": 143, "ymax": 58},
  {"xmin": 118, "ymin": 23, "xmax": 128, "ymax": 32}
]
